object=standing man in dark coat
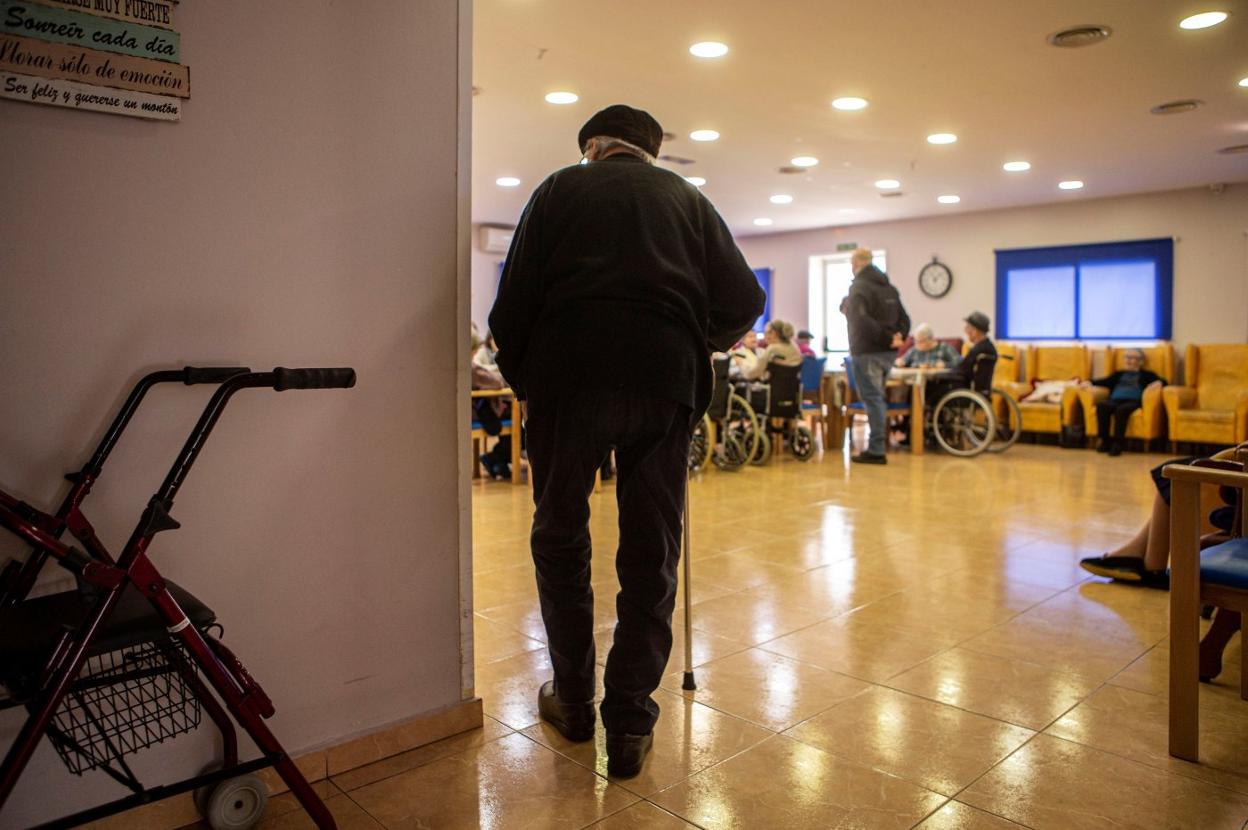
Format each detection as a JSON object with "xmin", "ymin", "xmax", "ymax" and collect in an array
[
  {"xmin": 842, "ymin": 248, "xmax": 910, "ymax": 464},
  {"xmin": 488, "ymin": 104, "xmax": 765, "ymax": 778}
]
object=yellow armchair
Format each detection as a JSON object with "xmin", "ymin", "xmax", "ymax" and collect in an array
[
  {"xmin": 1072, "ymin": 342, "xmax": 1174, "ymax": 443},
  {"xmin": 1165, "ymin": 344, "xmax": 1248, "ymax": 448},
  {"xmin": 1007, "ymin": 345, "xmax": 1090, "ymax": 436}
]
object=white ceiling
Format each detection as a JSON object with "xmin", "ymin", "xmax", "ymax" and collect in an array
[{"xmin": 472, "ymin": 0, "xmax": 1248, "ymax": 237}]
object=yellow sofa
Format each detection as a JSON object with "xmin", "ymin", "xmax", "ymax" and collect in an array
[
  {"xmin": 1164, "ymin": 344, "xmax": 1248, "ymax": 448},
  {"xmin": 1002, "ymin": 345, "xmax": 1090, "ymax": 436},
  {"xmin": 1067, "ymin": 343, "xmax": 1174, "ymax": 444}
]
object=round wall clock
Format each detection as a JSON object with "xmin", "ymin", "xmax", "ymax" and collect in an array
[{"xmin": 919, "ymin": 258, "xmax": 953, "ymax": 298}]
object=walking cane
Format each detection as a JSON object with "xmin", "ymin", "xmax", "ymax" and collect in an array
[{"xmin": 681, "ymin": 472, "xmax": 697, "ymax": 691}]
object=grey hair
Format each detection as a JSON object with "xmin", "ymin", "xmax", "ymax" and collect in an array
[
  {"xmin": 914, "ymin": 323, "xmax": 934, "ymax": 340},
  {"xmin": 583, "ymin": 135, "xmax": 656, "ymax": 164}
]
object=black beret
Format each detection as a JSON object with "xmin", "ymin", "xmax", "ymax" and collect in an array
[
  {"xmin": 964, "ymin": 311, "xmax": 991, "ymax": 333},
  {"xmin": 577, "ymin": 105, "xmax": 663, "ymax": 158}
]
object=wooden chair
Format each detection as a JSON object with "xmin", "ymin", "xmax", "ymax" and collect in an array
[
  {"xmin": 1068, "ymin": 342, "xmax": 1174, "ymax": 449},
  {"xmin": 1164, "ymin": 343, "xmax": 1248, "ymax": 451},
  {"xmin": 1001, "ymin": 344, "xmax": 1089, "ymax": 438},
  {"xmin": 470, "ymin": 389, "xmax": 523, "ymax": 484},
  {"xmin": 1163, "ymin": 448, "xmax": 1248, "ymax": 762}
]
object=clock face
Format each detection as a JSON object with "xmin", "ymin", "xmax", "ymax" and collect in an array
[{"xmin": 919, "ymin": 261, "xmax": 952, "ymax": 298}]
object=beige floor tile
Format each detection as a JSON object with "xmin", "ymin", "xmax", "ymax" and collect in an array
[
  {"xmin": 761, "ymin": 616, "xmax": 956, "ymax": 682},
  {"xmin": 252, "ymin": 794, "xmax": 382, "ymax": 830},
  {"xmin": 1045, "ymin": 683, "xmax": 1248, "ymax": 794},
  {"xmin": 1110, "ymin": 641, "xmax": 1244, "ymax": 702},
  {"xmin": 748, "ymin": 567, "xmax": 901, "ymax": 618},
  {"xmin": 887, "ymin": 647, "xmax": 1101, "ymax": 730},
  {"xmin": 522, "ymin": 687, "xmax": 773, "ymax": 798},
  {"xmin": 475, "ymin": 647, "xmax": 553, "ymax": 729},
  {"xmin": 784, "ymin": 686, "xmax": 1034, "ymax": 796},
  {"xmin": 473, "ymin": 563, "xmax": 539, "ymax": 610},
  {"xmin": 349, "ymin": 732, "xmax": 637, "ymax": 829},
  {"xmin": 587, "ymin": 802, "xmax": 699, "ymax": 829},
  {"xmin": 650, "ymin": 735, "xmax": 946, "ymax": 829},
  {"xmin": 331, "ymin": 717, "xmax": 514, "ymax": 792},
  {"xmin": 913, "ymin": 800, "xmax": 1028, "ymax": 829},
  {"xmin": 959, "ymin": 614, "xmax": 1153, "ymax": 682},
  {"xmin": 948, "ymin": 555, "xmax": 1091, "ymax": 591},
  {"xmin": 688, "ymin": 588, "xmax": 828, "ymax": 646},
  {"xmin": 1021, "ymin": 586, "xmax": 1171, "ymax": 643},
  {"xmin": 681, "ymin": 552, "xmax": 805, "ymax": 593},
  {"xmin": 659, "ymin": 648, "xmax": 873, "ymax": 731},
  {"xmin": 961, "ymin": 733, "xmax": 1248, "ymax": 829},
  {"xmin": 473, "ymin": 613, "xmax": 546, "ymax": 664}
]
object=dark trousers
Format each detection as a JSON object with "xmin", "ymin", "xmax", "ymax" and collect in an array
[
  {"xmin": 525, "ymin": 388, "xmax": 691, "ymax": 735},
  {"xmin": 1096, "ymin": 399, "xmax": 1141, "ymax": 442}
]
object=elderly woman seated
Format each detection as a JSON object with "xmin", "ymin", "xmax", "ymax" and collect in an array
[
  {"xmin": 1078, "ymin": 348, "xmax": 1166, "ymax": 456},
  {"xmin": 896, "ymin": 323, "xmax": 960, "ymax": 369},
  {"xmin": 739, "ymin": 319, "xmax": 802, "ymax": 381}
]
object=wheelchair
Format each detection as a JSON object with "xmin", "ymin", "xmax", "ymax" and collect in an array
[
  {"xmin": 924, "ymin": 351, "xmax": 1022, "ymax": 456},
  {"xmin": 689, "ymin": 356, "xmax": 764, "ymax": 472},
  {"xmin": 736, "ymin": 362, "xmax": 815, "ymax": 462}
]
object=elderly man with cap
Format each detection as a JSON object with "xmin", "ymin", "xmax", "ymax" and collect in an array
[
  {"xmin": 925, "ymin": 311, "xmax": 998, "ymax": 404},
  {"xmin": 488, "ymin": 104, "xmax": 764, "ymax": 778}
]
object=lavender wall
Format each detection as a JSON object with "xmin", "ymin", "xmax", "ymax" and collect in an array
[{"xmin": 0, "ymin": 1, "xmax": 469, "ymax": 825}]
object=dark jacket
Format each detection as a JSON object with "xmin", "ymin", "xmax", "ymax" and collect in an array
[
  {"xmin": 955, "ymin": 337, "xmax": 998, "ymax": 393},
  {"xmin": 845, "ymin": 265, "xmax": 910, "ymax": 355},
  {"xmin": 1092, "ymin": 370, "xmax": 1166, "ymax": 400},
  {"xmin": 488, "ymin": 154, "xmax": 765, "ymax": 417}
]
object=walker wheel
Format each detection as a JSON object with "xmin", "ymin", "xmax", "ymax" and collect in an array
[
  {"xmin": 198, "ymin": 773, "xmax": 269, "ymax": 830},
  {"xmin": 791, "ymin": 424, "xmax": 815, "ymax": 460}
]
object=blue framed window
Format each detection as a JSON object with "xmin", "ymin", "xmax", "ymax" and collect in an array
[
  {"xmin": 752, "ymin": 267, "xmax": 773, "ymax": 333},
  {"xmin": 995, "ymin": 238, "xmax": 1172, "ymax": 340}
]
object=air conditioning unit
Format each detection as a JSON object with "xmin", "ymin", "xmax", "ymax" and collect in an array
[{"xmin": 478, "ymin": 225, "xmax": 514, "ymax": 254}]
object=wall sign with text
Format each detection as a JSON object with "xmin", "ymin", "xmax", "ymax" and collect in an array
[{"xmin": 0, "ymin": 0, "xmax": 185, "ymax": 120}]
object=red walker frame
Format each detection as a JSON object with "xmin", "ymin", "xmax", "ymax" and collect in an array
[{"xmin": 0, "ymin": 366, "xmax": 355, "ymax": 829}]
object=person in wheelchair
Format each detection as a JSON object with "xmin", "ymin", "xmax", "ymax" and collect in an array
[
  {"xmin": 925, "ymin": 311, "xmax": 997, "ymax": 403},
  {"xmin": 739, "ymin": 319, "xmax": 802, "ymax": 381}
]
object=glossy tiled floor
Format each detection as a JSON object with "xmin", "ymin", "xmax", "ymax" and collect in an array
[{"xmin": 314, "ymin": 443, "xmax": 1248, "ymax": 828}]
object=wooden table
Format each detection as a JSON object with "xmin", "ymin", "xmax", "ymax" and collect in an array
[
  {"xmin": 470, "ymin": 388, "xmax": 522, "ymax": 483},
  {"xmin": 888, "ymin": 367, "xmax": 943, "ymax": 455},
  {"xmin": 820, "ymin": 371, "xmax": 846, "ymax": 451}
]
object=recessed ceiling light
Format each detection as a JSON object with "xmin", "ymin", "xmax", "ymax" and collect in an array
[
  {"xmin": 1240, "ymin": 77, "xmax": 1248, "ymax": 87},
  {"xmin": 831, "ymin": 97, "xmax": 869, "ymax": 111},
  {"xmin": 769, "ymin": 194, "xmax": 794, "ymax": 204},
  {"xmin": 838, "ymin": 208, "xmax": 859, "ymax": 214},
  {"xmin": 753, "ymin": 218, "xmax": 774, "ymax": 226},
  {"xmin": 790, "ymin": 156, "xmax": 819, "ymax": 167},
  {"xmin": 1048, "ymin": 25, "xmax": 1112, "ymax": 47},
  {"xmin": 689, "ymin": 41, "xmax": 728, "ymax": 58},
  {"xmin": 496, "ymin": 177, "xmax": 521, "ymax": 187},
  {"xmin": 1003, "ymin": 161, "xmax": 1031, "ymax": 172},
  {"xmin": 1058, "ymin": 180, "xmax": 1084, "ymax": 190},
  {"xmin": 927, "ymin": 133, "xmax": 958, "ymax": 145},
  {"xmin": 544, "ymin": 91, "xmax": 578, "ymax": 104},
  {"xmin": 937, "ymin": 194, "xmax": 961, "ymax": 204},
  {"xmin": 685, "ymin": 176, "xmax": 706, "ymax": 186},
  {"xmin": 874, "ymin": 179, "xmax": 901, "ymax": 189},
  {"xmin": 1179, "ymin": 11, "xmax": 1228, "ymax": 29},
  {"xmin": 1217, "ymin": 144, "xmax": 1248, "ymax": 154},
  {"xmin": 690, "ymin": 129, "xmax": 720, "ymax": 142}
]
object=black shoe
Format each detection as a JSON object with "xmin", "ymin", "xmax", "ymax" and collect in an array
[
  {"xmin": 1079, "ymin": 555, "xmax": 1146, "ymax": 583},
  {"xmin": 606, "ymin": 732, "xmax": 653, "ymax": 778},
  {"xmin": 480, "ymin": 454, "xmax": 499, "ymax": 479},
  {"xmin": 496, "ymin": 462, "xmax": 512, "ymax": 480},
  {"xmin": 851, "ymin": 452, "xmax": 887, "ymax": 465},
  {"xmin": 1096, "ymin": 440, "xmax": 1111, "ymax": 453},
  {"xmin": 1107, "ymin": 442, "xmax": 1123, "ymax": 457},
  {"xmin": 537, "ymin": 681, "xmax": 595, "ymax": 742},
  {"xmin": 1141, "ymin": 569, "xmax": 1170, "ymax": 590}
]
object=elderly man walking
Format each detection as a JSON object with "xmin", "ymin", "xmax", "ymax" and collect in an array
[
  {"xmin": 489, "ymin": 104, "xmax": 765, "ymax": 777},
  {"xmin": 843, "ymin": 248, "xmax": 910, "ymax": 464}
]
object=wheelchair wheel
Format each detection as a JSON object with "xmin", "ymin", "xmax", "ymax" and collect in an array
[
  {"xmin": 791, "ymin": 423, "xmax": 815, "ymax": 461},
  {"xmin": 726, "ymin": 391, "xmax": 760, "ymax": 464},
  {"xmin": 932, "ymin": 389, "xmax": 996, "ymax": 457},
  {"xmin": 987, "ymin": 388, "xmax": 1022, "ymax": 453},
  {"xmin": 749, "ymin": 414, "xmax": 772, "ymax": 465},
  {"xmin": 712, "ymin": 429, "xmax": 747, "ymax": 471},
  {"xmin": 688, "ymin": 415, "xmax": 711, "ymax": 471}
]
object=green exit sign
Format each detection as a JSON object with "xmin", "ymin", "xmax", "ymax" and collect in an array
[{"xmin": 836, "ymin": 242, "xmax": 858, "ymax": 252}]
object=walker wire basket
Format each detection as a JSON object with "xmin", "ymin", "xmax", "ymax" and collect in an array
[{"xmin": 48, "ymin": 640, "xmax": 201, "ymax": 776}]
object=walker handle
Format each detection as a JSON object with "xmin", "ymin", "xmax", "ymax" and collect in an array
[
  {"xmin": 272, "ymin": 367, "xmax": 357, "ymax": 391},
  {"xmin": 183, "ymin": 366, "xmax": 252, "ymax": 385}
]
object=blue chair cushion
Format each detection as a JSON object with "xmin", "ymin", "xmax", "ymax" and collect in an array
[
  {"xmin": 471, "ymin": 420, "xmax": 512, "ymax": 431},
  {"xmin": 1200, "ymin": 537, "xmax": 1248, "ymax": 590}
]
